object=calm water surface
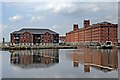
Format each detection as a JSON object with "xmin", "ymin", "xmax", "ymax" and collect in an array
[{"xmin": 1, "ymin": 48, "xmax": 120, "ymax": 78}]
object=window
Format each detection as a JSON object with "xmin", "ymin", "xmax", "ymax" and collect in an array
[
  {"xmin": 38, "ymin": 37, "xmax": 40, "ymax": 39},
  {"xmin": 108, "ymin": 36, "xmax": 111, "ymax": 38},
  {"xmin": 54, "ymin": 40, "xmax": 57, "ymax": 43},
  {"xmin": 15, "ymin": 37, "xmax": 19, "ymax": 39},
  {"xmin": 106, "ymin": 42, "xmax": 111, "ymax": 45},
  {"xmin": 35, "ymin": 37, "xmax": 38, "ymax": 39}
]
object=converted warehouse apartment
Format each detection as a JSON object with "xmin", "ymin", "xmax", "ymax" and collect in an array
[
  {"xmin": 10, "ymin": 28, "xmax": 59, "ymax": 46},
  {"xmin": 65, "ymin": 19, "xmax": 118, "ymax": 46}
]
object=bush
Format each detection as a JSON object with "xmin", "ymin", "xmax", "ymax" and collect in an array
[{"xmin": 66, "ymin": 44, "xmax": 70, "ymax": 46}]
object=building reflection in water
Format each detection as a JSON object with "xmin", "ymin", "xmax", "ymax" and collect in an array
[
  {"xmin": 73, "ymin": 52, "xmax": 79, "ymax": 67},
  {"xmin": 84, "ymin": 65, "xmax": 90, "ymax": 73},
  {"xmin": 66, "ymin": 48, "xmax": 118, "ymax": 72},
  {"xmin": 10, "ymin": 49, "xmax": 59, "ymax": 68}
]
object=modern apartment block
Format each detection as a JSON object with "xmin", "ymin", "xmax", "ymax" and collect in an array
[
  {"xmin": 65, "ymin": 19, "xmax": 118, "ymax": 46},
  {"xmin": 10, "ymin": 28, "xmax": 59, "ymax": 46}
]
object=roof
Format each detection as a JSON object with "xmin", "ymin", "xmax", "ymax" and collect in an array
[
  {"xmin": 11, "ymin": 28, "xmax": 59, "ymax": 34},
  {"xmin": 99, "ymin": 21, "xmax": 111, "ymax": 24},
  {"xmin": 96, "ymin": 21, "xmax": 116, "ymax": 25},
  {"xmin": 84, "ymin": 19, "xmax": 89, "ymax": 21},
  {"xmin": 91, "ymin": 21, "xmax": 118, "ymax": 28}
]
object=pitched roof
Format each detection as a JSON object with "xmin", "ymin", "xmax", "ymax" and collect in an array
[{"xmin": 11, "ymin": 28, "xmax": 59, "ymax": 34}]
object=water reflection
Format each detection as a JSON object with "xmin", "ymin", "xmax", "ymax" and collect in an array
[
  {"xmin": 66, "ymin": 48, "xmax": 118, "ymax": 72},
  {"xmin": 10, "ymin": 49, "xmax": 59, "ymax": 68}
]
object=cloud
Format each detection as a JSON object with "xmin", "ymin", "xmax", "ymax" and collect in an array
[
  {"xmin": 86, "ymin": 4, "xmax": 100, "ymax": 12},
  {"xmin": 52, "ymin": 25, "xmax": 57, "ymax": 29},
  {"xmin": 0, "ymin": 24, "xmax": 8, "ymax": 40},
  {"xmin": 9, "ymin": 15, "xmax": 23, "ymax": 21},
  {"xmin": 24, "ymin": 2, "xmax": 76, "ymax": 14},
  {"xmin": 4, "ymin": 2, "xmax": 117, "ymax": 16},
  {"xmin": 51, "ymin": 25, "xmax": 60, "ymax": 33},
  {"xmin": 103, "ymin": 15, "xmax": 118, "ymax": 23},
  {"xmin": 44, "ymin": 2, "xmax": 76, "ymax": 14},
  {"xmin": 0, "ymin": 25, "xmax": 2, "ymax": 34},
  {"xmin": 32, "ymin": 2, "xmax": 109, "ymax": 15},
  {"xmin": 0, "ymin": 24, "xmax": 8, "ymax": 31},
  {"xmin": 30, "ymin": 16, "xmax": 45, "ymax": 22}
]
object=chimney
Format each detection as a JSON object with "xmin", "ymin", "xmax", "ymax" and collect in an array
[
  {"xmin": 84, "ymin": 19, "xmax": 90, "ymax": 28},
  {"xmin": 3, "ymin": 38, "xmax": 5, "ymax": 44},
  {"xmin": 73, "ymin": 24, "xmax": 78, "ymax": 31}
]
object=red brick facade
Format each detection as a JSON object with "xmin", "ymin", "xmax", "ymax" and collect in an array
[
  {"xmin": 65, "ymin": 20, "xmax": 118, "ymax": 46},
  {"xmin": 19, "ymin": 31, "xmax": 33, "ymax": 45},
  {"xmin": 10, "ymin": 28, "xmax": 59, "ymax": 46}
]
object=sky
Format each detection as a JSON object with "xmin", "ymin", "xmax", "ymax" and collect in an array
[{"xmin": 0, "ymin": 0, "xmax": 120, "ymax": 42}]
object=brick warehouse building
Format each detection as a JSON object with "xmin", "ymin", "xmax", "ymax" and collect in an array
[
  {"xmin": 65, "ymin": 20, "xmax": 118, "ymax": 46},
  {"xmin": 10, "ymin": 28, "xmax": 59, "ymax": 46}
]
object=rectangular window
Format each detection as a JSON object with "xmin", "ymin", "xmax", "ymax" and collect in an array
[
  {"xmin": 35, "ymin": 37, "xmax": 37, "ymax": 39},
  {"xmin": 14, "ymin": 37, "xmax": 19, "ymax": 39}
]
